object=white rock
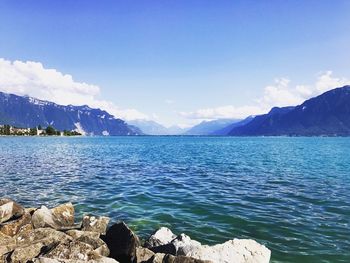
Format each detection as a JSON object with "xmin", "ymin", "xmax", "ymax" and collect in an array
[
  {"xmin": 172, "ymin": 233, "xmax": 202, "ymax": 256},
  {"xmin": 185, "ymin": 239, "xmax": 271, "ymax": 263},
  {"xmin": 146, "ymin": 227, "xmax": 177, "ymax": 247}
]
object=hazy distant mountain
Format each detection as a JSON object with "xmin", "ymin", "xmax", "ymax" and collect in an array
[
  {"xmin": 211, "ymin": 116, "xmax": 254, "ymax": 135},
  {"xmin": 184, "ymin": 119, "xmax": 241, "ymax": 135},
  {"xmin": 0, "ymin": 92, "xmax": 141, "ymax": 135},
  {"xmin": 128, "ymin": 120, "xmax": 187, "ymax": 135},
  {"xmin": 229, "ymin": 86, "xmax": 350, "ymax": 136}
]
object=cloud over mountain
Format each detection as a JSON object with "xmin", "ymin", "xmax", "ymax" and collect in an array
[
  {"xmin": 180, "ymin": 71, "xmax": 350, "ymax": 120},
  {"xmin": 0, "ymin": 58, "xmax": 148, "ymax": 120}
]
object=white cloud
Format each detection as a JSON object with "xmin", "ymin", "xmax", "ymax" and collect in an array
[
  {"xmin": 181, "ymin": 71, "xmax": 350, "ymax": 120},
  {"xmin": 0, "ymin": 58, "xmax": 148, "ymax": 120}
]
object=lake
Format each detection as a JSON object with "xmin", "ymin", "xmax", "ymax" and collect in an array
[{"xmin": 0, "ymin": 136, "xmax": 349, "ymax": 262}]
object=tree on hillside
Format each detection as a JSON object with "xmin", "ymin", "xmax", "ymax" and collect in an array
[{"xmin": 45, "ymin": 125, "xmax": 56, "ymax": 135}]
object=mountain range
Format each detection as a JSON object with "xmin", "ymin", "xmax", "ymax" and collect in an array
[
  {"xmin": 0, "ymin": 92, "xmax": 141, "ymax": 135},
  {"xmin": 1, "ymin": 86, "xmax": 349, "ymax": 136},
  {"xmin": 128, "ymin": 120, "xmax": 187, "ymax": 135},
  {"xmin": 184, "ymin": 119, "xmax": 240, "ymax": 135},
  {"xmin": 229, "ymin": 86, "xmax": 350, "ymax": 136}
]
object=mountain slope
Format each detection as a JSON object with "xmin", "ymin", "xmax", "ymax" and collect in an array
[
  {"xmin": 211, "ymin": 116, "xmax": 254, "ymax": 135},
  {"xmin": 0, "ymin": 92, "xmax": 141, "ymax": 135},
  {"xmin": 229, "ymin": 86, "xmax": 350, "ymax": 136},
  {"xmin": 128, "ymin": 119, "xmax": 186, "ymax": 135},
  {"xmin": 184, "ymin": 119, "xmax": 241, "ymax": 135}
]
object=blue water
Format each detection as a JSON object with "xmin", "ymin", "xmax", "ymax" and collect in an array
[{"xmin": 0, "ymin": 136, "xmax": 349, "ymax": 262}]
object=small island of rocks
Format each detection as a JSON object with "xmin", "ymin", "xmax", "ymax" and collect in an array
[{"xmin": 0, "ymin": 199, "xmax": 271, "ymax": 263}]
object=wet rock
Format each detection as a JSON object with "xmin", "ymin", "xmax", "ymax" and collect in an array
[
  {"xmin": 145, "ymin": 227, "xmax": 177, "ymax": 248},
  {"xmin": 0, "ymin": 212, "xmax": 32, "ymax": 237},
  {"xmin": 185, "ymin": 239, "xmax": 271, "ymax": 263},
  {"xmin": 163, "ymin": 254, "xmax": 212, "ymax": 263},
  {"xmin": 82, "ymin": 215, "xmax": 110, "ymax": 235},
  {"xmin": 0, "ymin": 199, "xmax": 25, "ymax": 224},
  {"xmin": 135, "ymin": 247, "xmax": 155, "ymax": 263},
  {"xmin": 51, "ymin": 203, "xmax": 75, "ymax": 227},
  {"xmin": 103, "ymin": 221, "xmax": 140, "ymax": 263}
]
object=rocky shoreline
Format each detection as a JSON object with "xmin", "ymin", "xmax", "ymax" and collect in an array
[{"xmin": 0, "ymin": 199, "xmax": 271, "ymax": 263}]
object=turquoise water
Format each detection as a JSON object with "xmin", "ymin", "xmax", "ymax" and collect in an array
[{"xmin": 0, "ymin": 136, "xmax": 349, "ymax": 262}]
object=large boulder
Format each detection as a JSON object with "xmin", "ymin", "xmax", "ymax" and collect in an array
[
  {"xmin": 185, "ymin": 239, "xmax": 271, "ymax": 263},
  {"xmin": 0, "ymin": 212, "xmax": 32, "ymax": 237},
  {"xmin": 32, "ymin": 206, "xmax": 60, "ymax": 229},
  {"xmin": 51, "ymin": 202, "xmax": 75, "ymax": 227},
  {"xmin": 82, "ymin": 215, "xmax": 110, "ymax": 235},
  {"xmin": 103, "ymin": 222, "xmax": 140, "ymax": 263},
  {"xmin": 0, "ymin": 199, "xmax": 25, "ymax": 224},
  {"xmin": 145, "ymin": 227, "xmax": 177, "ymax": 248}
]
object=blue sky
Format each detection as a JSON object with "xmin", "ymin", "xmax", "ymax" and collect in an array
[{"xmin": 0, "ymin": 0, "xmax": 350, "ymax": 126}]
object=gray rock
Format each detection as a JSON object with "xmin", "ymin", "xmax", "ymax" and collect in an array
[
  {"xmin": 145, "ymin": 227, "xmax": 177, "ymax": 248},
  {"xmin": 82, "ymin": 215, "xmax": 110, "ymax": 235},
  {"xmin": 103, "ymin": 221, "xmax": 140, "ymax": 263},
  {"xmin": 0, "ymin": 199, "xmax": 25, "ymax": 224}
]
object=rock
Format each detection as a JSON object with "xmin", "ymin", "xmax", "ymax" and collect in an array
[
  {"xmin": 103, "ymin": 221, "xmax": 140, "ymax": 263},
  {"xmin": 135, "ymin": 247, "xmax": 155, "ymax": 263},
  {"xmin": 0, "ymin": 212, "xmax": 32, "ymax": 237},
  {"xmin": 145, "ymin": 227, "xmax": 177, "ymax": 248},
  {"xmin": 163, "ymin": 254, "xmax": 212, "ymax": 263},
  {"xmin": 32, "ymin": 206, "xmax": 59, "ymax": 229},
  {"xmin": 66, "ymin": 230, "xmax": 110, "ymax": 256},
  {"xmin": 45, "ymin": 240, "xmax": 95, "ymax": 261},
  {"xmin": 149, "ymin": 234, "xmax": 200, "ymax": 256},
  {"xmin": 185, "ymin": 239, "xmax": 271, "ymax": 263},
  {"xmin": 34, "ymin": 256, "xmax": 120, "ymax": 263},
  {"xmin": 15, "ymin": 227, "xmax": 73, "ymax": 247},
  {"xmin": 51, "ymin": 203, "xmax": 75, "ymax": 227},
  {"xmin": 0, "ymin": 232, "xmax": 16, "ymax": 259},
  {"xmin": 82, "ymin": 215, "xmax": 110, "ymax": 235},
  {"xmin": 66, "ymin": 230, "xmax": 100, "ymax": 240},
  {"xmin": 171, "ymin": 234, "xmax": 201, "ymax": 256},
  {"xmin": 147, "ymin": 253, "xmax": 166, "ymax": 263},
  {"xmin": 0, "ymin": 199, "xmax": 25, "ymax": 224},
  {"xmin": 11, "ymin": 240, "xmax": 57, "ymax": 263},
  {"xmin": 25, "ymin": 207, "xmax": 38, "ymax": 215}
]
